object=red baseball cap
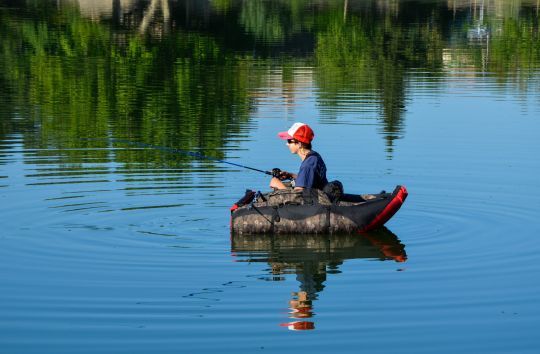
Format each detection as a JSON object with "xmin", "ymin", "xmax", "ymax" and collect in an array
[{"xmin": 278, "ymin": 122, "xmax": 314, "ymax": 144}]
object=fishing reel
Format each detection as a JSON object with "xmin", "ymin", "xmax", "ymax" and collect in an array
[
  {"xmin": 271, "ymin": 168, "xmax": 292, "ymax": 181},
  {"xmin": 271, "ymin": 168, "xmax": 282, "ymax": 178}
]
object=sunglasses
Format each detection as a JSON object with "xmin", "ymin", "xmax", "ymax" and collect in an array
[{"xmin": 287, "ymin": 139, "xmax": 297, "ymax": 144}]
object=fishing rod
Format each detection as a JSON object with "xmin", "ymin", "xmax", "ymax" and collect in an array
[{"xmin": 91, "ymin": 138, "xmax": 274, "ymax": 176}]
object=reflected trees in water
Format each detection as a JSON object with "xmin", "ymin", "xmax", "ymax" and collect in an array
[
  {"xmin": 1, "ymin": 0, "xmax": 539, "ymax": 163},
  {"xmin": 0, "ymin": 3, "xmax": 256, "ymax": 169},
  {"xmin": 314, "ymin": 2, "xmax": 445, "ymax": 153}
]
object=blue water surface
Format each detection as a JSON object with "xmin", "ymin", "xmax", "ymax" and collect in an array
[{"xmin": 1, "ymin": 1, "xmax": 540, "ymax": 353}]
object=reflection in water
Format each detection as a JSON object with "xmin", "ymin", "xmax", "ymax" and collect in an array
[
  {"xmin": 2, "ymin": 0, "xmax": 539, "ymax": 163},
  {"xmin": 231, "ymin": 228, "xmax": 406, "ymax": 330},
  {"xmin": 138, "ymin": 0, "xmax": 170, "ymax": 35}
]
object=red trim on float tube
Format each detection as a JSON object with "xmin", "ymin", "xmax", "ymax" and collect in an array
[{"xmin": 360, "ymin": 185, "xmax": 408, "ymax": 233}]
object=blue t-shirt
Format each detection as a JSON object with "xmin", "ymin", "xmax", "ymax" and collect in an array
[{"xmin": 295, "ymin": 151, "xmax": 328, "ymax": 189}]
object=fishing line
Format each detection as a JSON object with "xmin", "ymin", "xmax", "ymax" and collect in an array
[{"xmin": 83, "ymin": 138, "xmax": 273, "ymax": 176}]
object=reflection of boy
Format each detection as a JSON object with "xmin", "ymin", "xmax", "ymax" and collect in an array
[
  {"xmin": 280, "ymin": 321, "xmax": 315, "ymax": 331},
  {"xmin": 289, "ymin": 291, "xmax": 313, "ymax": 319},
  {"xmin": 280, "ymin": 291, "xmax": 315, "ymax": 331}
]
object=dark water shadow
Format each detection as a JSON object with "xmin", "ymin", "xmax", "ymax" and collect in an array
[{"xmin": 231, "ymin": 227, "xmax": 406, "ymax": 330}]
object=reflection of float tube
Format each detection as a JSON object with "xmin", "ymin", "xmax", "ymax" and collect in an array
[
  {"xmin": 360, "ymin": 230, "xmax": 407, "ymax": 262},
  {"xmin": 279, "ymin": 321, "xmax": 315, "ymax": 331},
  {"xmin": 231, "ymin": 227, "xmax": 407, "ymax": 263}
]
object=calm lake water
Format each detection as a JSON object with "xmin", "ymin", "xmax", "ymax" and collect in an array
[{"xmin": 1, "ymin": 0, "xmax": 540, "ymax": 353}]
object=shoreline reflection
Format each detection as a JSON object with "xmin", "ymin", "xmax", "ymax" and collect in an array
[{"xmin": 231, "ymin": 228, "xmax": 407, "ymax": 330}]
